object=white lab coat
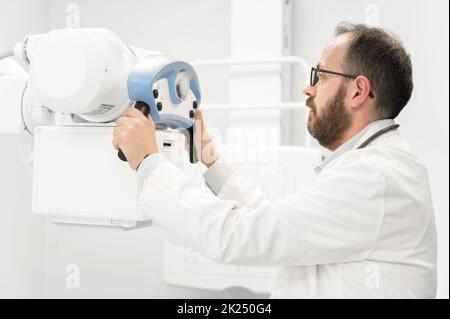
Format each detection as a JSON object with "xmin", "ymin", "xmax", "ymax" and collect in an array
[{"xmin": 137, "ymin": 119, "xmax": 437, "ymax": 298}]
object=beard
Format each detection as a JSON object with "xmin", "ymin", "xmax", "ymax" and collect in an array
[{"xmin": 306, "ymin": 83, "xmax": 352, "ymax": 150}]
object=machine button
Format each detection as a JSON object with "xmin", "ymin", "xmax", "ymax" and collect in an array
[
  {"xmin": 157, "ymin": 102, "xmax": 163, "ymax": 111},
  {"xmin": 153, "ymin": 89, "xmax": 159, "ymax": 99}
]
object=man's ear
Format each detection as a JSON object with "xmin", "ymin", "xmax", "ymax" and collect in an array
[{"xmin": 350, "ymin": 76, "xmax": 372, "ymax": 108}]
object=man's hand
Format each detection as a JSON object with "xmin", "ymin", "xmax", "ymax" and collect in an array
[
  {"xmin": 112, "ymin": 108, "xmax": 158, "ymax": 170},
  {"xmin": 194, "ymin": 110, "xmax": 220, "ymax": 168}
]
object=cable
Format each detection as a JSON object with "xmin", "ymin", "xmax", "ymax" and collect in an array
[
  {"xmin": 0, "ymin": 49, "xmax": 14, "ymax": 60},
  {"xmin": 21, "ymin": 83, "xmax": 34, "ymax": 136}
]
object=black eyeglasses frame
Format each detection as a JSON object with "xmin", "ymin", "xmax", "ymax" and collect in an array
[{"xmin": 310, "ymin": 67, "xmax": 375, "ymax": 98}]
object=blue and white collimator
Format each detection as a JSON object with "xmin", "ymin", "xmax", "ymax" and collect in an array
[{"xmin": 127, "ymin": 54, "xmax": 201, "ymax": 163}]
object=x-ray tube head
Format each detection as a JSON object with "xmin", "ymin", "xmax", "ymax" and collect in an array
[{"xmin": 28, "ymin": 29, "xmax": 137, "ymax": 122}]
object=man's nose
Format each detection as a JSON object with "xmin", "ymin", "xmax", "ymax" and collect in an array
[{"xmin": 303, "ymin": 84, "xmax": 315, "ymax": 98}]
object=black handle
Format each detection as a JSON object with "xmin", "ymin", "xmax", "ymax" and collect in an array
[
  {"xmin": 187, "ymin": 125, "xmax": 198, "ymax": 164},
  {"xmin": 118, "ymin": 102, "xmax": 151, "ymax": 162}
]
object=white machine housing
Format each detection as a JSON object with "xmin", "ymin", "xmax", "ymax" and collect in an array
[
  {"xmin": 32, "ymin": 125, "xmax": 187, "ymax": 228},
  {"xmin": 27, "ymin": 29, "xmax": 135, "ymax": 122}
]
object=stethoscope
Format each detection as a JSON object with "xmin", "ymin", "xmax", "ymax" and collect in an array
[
  {"xmin": 315, "ymin": 123, "xmax": 400, "ymax": 174},
  {"xmin": 357, "ymin": 124, "xmax": 400, "ymax": 149}
]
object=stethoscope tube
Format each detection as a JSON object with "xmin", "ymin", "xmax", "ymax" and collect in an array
[{"xmin": 357, "ymin": 124, "xmax": 400, "ymax": 149}]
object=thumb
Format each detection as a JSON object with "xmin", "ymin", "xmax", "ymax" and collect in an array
[
  {"xmin": 195, "ymin": 110, "xmax": 206, "ymax": 139},
  {"xmin": 195, "ymin": 110, "xmax": 206, "ymax": 133},
  {"xmin": 193, "ymin": 110, "xmax": 205, "ymax": 155},
  {"xmin": 195, "ymin": 109, "xmax": 203, "ymax": 120}
]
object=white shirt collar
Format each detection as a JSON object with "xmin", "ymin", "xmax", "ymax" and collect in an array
[{"xmin": 315, "ymin": 119, "xmax": 396, "ymax": 174}]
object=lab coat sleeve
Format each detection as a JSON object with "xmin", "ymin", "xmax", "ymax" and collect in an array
[
  {"xmin": 137, "ymin": 153, "xmax": 386, "ymax": 266},
  {"xmin": 203, "ymin": 161, "xmax": 267, "ymax": 209}
]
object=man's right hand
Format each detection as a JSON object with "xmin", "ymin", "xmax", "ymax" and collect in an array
[{"xmin": 194, "ymin": 110, "xmax": 220, "ymax": 168}]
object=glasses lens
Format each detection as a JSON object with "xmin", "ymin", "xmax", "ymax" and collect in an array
[{"xmin": 310, "ymin": 68, "xmax": 319, "ymax": 86}]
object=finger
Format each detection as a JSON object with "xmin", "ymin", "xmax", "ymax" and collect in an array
[
  {"xmin": 112, "ymin": 137, "xmax": 120, "ymax": 150},
  {"xmin": 113, "ymin": 128, "xmax": 121, "ymax": 138},
  {"xmin": 195, "ymin": 110, "xmax": 206, "ymax": 134},
  {"xmin": 196, "ymin": 110, "xmax": 205, "ymax": 130},
  {"xmin": 115, "ymin": 116, "xmax": 133, "ymax": 126},
  {"xmin": 193, "ymin": 119, "xmax": 203, "ymax": 147},
  {"xmin": 202, "ymin": 129, "xmax": 211, "ymax": 142},
  {"xmin": 146, "ymin": 114, "xmax": 155, "ymax": 125},
  {"xmin": 113, "ymin": 124, "xmax": 135, "ymax": 138},
  {"xmin": 124, "ymin": 107, "xmax": 145, "ymax": 118},
  {"xmin": 116, "ymin": 120, "xmax": 139, "ymax": 130},
  {"xmin": 113, "ymin": 124, "xmax": 126, "ymax": 136},
  {"xmin": 195, "ymin": 109, "xmax": 203, "ymax": 120}
]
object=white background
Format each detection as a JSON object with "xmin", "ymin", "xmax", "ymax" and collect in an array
[{"xmin": 0, "ymin": 0, "xmax": 448, "ymax": 298}]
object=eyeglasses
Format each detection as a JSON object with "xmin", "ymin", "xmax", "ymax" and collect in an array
[{"xmin": 310, "ymin": 67, "xmax": 375, "ymax": 98}]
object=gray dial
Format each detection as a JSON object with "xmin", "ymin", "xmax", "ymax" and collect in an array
[{"xmin": 175, "ymin": 71, "xmax": 191, "ymax": 100}]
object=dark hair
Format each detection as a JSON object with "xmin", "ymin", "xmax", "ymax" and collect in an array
[{"xmin": 335, "ymin": 22, "xmax": 413, "ymax": 119}]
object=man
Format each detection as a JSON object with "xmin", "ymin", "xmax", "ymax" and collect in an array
[{"xmin": 112, "ymin": 22, "xmax": 437, "ymax": 298}]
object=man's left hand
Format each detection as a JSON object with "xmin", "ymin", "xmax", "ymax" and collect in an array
[{"xmin": 112, "ymin": 108, "xmax": 158, "ymax": 170}]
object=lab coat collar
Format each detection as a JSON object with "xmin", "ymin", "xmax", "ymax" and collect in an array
[{"xmin": 315, "ymin": 119, "xmax": 396, "ymax": 174}]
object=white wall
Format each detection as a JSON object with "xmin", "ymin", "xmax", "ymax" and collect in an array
[
  {"xmin": 290, "ymin": 0, "xmax": 449, "ymax": 298},
  {"xmin": 0, "ymin": 0, "xmax": 51, "ymax": 298}
]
